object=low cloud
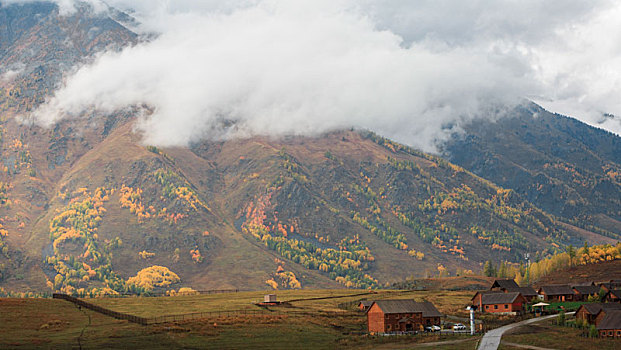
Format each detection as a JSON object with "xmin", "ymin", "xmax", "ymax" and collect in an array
[
  {"xmin": 0, "ymin": 66, "xmax": 24, "ymax": 83},
  {"xmin": 17, "ymin": 0, "xmax": 621, "ymax": 150}
]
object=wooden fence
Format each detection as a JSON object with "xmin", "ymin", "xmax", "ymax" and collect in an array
[
  {"xmin": 286, "ymin": 291, "xmax": 376, "ymax": 303},
  {"xmin": 53, "ymin": 293, "xmax": 149, "ymax": 325}
]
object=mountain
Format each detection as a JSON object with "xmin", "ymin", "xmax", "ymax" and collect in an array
[
  {"xmin": 443, "ymin": 103, "xmax": 621, "ymax": 239},
  {"xmin": 0, "ymin": 2, "xmax": 618, "ymax": 295},
  {"xmin": 0, "ymin": 1, "xmax": 136, "ymax": 114}
]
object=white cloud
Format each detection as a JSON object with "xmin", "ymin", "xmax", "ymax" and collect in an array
[
  {"xmin": 19, "ymin": 0, "xmax": 621, "ymax": 150},
  {"xmin": 0, "ymin": 65, "xmax": 24, "ymax": 83}
]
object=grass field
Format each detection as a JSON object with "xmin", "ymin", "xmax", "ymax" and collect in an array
[
  {"xmin": 84, "ymin": 289, "xmax": 474, "ymax": 318},
  {"xmin": 499, "ymin": 320, "xmax": 619, "ymax": 350},
  {"xmin": 0, "ymin": 289, "xmax": 480, "ymax": 349}
]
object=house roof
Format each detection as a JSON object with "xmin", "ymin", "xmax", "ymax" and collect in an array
[
  {"xmin": 597, "ymin": 310, "xmax": 621, "ymax": 330},
  {"xmin": 370, "ymin": 300, "xmax": 443, "ymax": 317},
  {"xmin": 598, "ymin": 282, "xmax": 617, "ymax": 290},
  {"xmin": 359, "ymin": 300, "xmax": 374, "ymax": 307},
  {"xmin": 607, "ymin": 290, "xmax": 621, "ymax": 298},
  {"xmin": 572, "ymin": 285, "xmax": 601, "ymax": 295},
  {"xmin": 578, "ymin": 303, "xmax": 621, "ymax": 315},
  {"xmin": 538, "ymin": 285, "xmax": 574, "ymax": 295},
  {"xmin": 506, "ymin": 286, "xmax": 538, "ymax": 297},
  {"xmin": 471, "ymin": 290, "xmax": 504, "ymax": 301},
  {"xmin": 491, "ymin": 279, "xmax": 519, "ymax": 290},
  {"xmin": 481, "ymin": 292, "xmax": 523, "ymax": 304},
  {"xmin": 415, "ymin": 301, "xmax": 443, "ymax": 318},
  {"xmin": 572, "ymin": 281, "xmax": 595, "ymax": 287}
]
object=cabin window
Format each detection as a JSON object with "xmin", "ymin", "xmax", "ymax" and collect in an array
[
  {"xmin": 387, "ymin": 325, "xmax": 391, "ymax": 331},
  {"xmin": 608, "ymin": 331, "xmax": 613, "ymax": 336},
  {"xmin": 485, "ymin": 305, "xmax": 489, "ymax": 309},
  {"xmin": 617, "ymin": 331, "xmax": 621, "ymax": 336},
  {"xmin": 504, "ymin": 304, "xmax": 508, "ymax": 309},
  {"xmin": 494, "ymin": 305, "xmax": 498, "ymax": 309}
]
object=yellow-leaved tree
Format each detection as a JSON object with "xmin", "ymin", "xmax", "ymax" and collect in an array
[{"xmin": 127, "ymin": 266, "xmax": 180, "ymax": 291}]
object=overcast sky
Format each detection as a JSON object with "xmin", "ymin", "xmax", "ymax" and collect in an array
[{"xmin": 8, "ymin": 0, "xmax": 621, "ymax": 151}]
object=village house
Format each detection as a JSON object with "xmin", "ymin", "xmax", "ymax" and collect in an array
[
  {"xmin": 596, "ymin": 310, "xmax": 621, "ymax": 338},
  {"xmin": 358, "ymin": 300, "xmax": 373, "ymax": 311},
  {"xmin": 597, "ymin": 280, "xmax": 621, "ymax": 293},
  {"xmin": 472, "ymin": 292, "xmax": 527, "ymax": 315},
  {"xmin": 471, "ymin": 290, "xmax": 503, "ymax": 310},
  {"xmin": 537, "ymin": 285, "xmax": 575, "ymax": 302},
  {"xmin": 508, "ymin": 287, "xmax": 539, "ymax": 301},
  {"xmin": 572, "ymin": 285, "xmax": 602, "ymax": 301},
  {"xmin": 575, "ymin": 303, "xmax": 621, "ymax": 325},
  {"xmin": 416, "ymin": 301, "xmax": 444, "ymax": 326},
  {"xmin": 604, "ymin": 289, "xmax": 621, "ymax": 303},
  {"xmin": 490, "ymin": 279, "xmax": 519, "ymax": 291},
  {"xmin": 366, "ymin": 300, "xmax": 442, "ymax": 334},
  {"xmin": 597, "ymin": 282, "xmax": 613, "ymax": 293},
  {"xmin": 488, "ymin": 279, "xmax": 538, "ymax": 301}
]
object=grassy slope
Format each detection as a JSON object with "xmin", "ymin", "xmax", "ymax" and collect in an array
[
  {"xmin": 85, "ymin": 289, "xmax": 475, "ymax": 318},
  {"xmin": 501, "ymin": 321, "xmax": 618, "ymax": 350},
  {"xmin": 534, "ymin": 259, "xmax": 621, "ymax": 286}
]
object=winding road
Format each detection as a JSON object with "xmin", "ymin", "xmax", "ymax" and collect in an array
[{"xmin": 477, "ymin": 312, "xmax": 574, "ymax": 350}]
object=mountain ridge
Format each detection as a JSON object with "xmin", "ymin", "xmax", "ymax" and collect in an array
[{"xmin": 0, "ymin": 1, "xmax": 618, "ymax": 295}]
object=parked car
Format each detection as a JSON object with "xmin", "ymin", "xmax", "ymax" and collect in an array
[
  {"xmin": 453, "ymin": 323, "xmax": 466, "ymax": 331},
  {"xmin": 431, "ymin": 325, "xmax": 441, "ymax": 332}
]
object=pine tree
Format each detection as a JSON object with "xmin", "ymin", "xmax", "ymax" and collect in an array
[
  {"xmin": 566, "ymin": 245, "xmax": 576, "ymax": 266},
  {"xmin": 483, "ymin": 260, "xmax": 495, "ymax": 277},
  {"xmin": 581, "ymin": 242, "xmax": 589, "ymax": 256}
]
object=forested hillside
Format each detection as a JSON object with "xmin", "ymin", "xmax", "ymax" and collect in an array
[
  {"xmin": 444, "ymin": 103, "xmax": 621, "ymax": 239},
  {"xmin": 0, "ymin": 2, "xmax": 619, "ymax": 295}
]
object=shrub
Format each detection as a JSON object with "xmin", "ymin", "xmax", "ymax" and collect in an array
[
  {"xmin": 557, "ymin": 310, "xmax": 565, "ymax": 326},
  {"xmin": 589, "ymin": 324, "xmax": 598, "ymax": 338}
]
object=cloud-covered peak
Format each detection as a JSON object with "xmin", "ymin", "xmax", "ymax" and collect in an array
[{"xmin": 19, "ymin": 0, "xmax": 621, "ymax": 150}]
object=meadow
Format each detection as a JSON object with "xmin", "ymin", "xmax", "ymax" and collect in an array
[
  {"xmin": 1, "ymin": 289, "xmax": 479, "ymax": 349},
  {"xmin": 2, "ymin": 288, "xmax": 618, "ymax": 349},
  {"xmin": 500, "ymin": 320, "xmax": 619, "ymax": 350}
]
